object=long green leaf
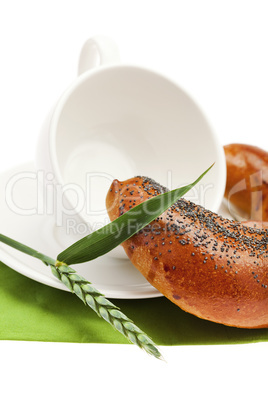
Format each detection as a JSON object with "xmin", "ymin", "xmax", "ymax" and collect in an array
[{"xmin": 58, "ymin": 164, "xmax": 214, "ymax": 265}]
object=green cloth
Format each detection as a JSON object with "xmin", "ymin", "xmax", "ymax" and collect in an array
[{"xmin": 0, "ymin": 261, "xmax": 267, "ymax": 345}]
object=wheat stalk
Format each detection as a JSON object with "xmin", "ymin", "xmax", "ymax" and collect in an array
[
  {"xmin": 0, "ymin": 233, "xmax": 162, "ymax": 359},
  {"xmin": 52, "ymin": 261, "xmax": 163, "ymax": 359},
  {"xmin": 0, "ymin": 166, "xmax": 213, "ymax": 360}
]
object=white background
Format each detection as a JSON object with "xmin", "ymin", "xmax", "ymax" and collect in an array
[{"xmin": 0, "ymin": 1, "xmax": 267, "ymax": 401}]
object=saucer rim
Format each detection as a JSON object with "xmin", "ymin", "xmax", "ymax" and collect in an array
[{"xmin": 0, "ymin": 161, "xmax": 162, "ymax": 299}]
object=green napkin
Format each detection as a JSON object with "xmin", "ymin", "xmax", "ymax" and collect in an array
[{"xmin": 0, "ymin": 261, "xmax": 267, "ymax": 345}]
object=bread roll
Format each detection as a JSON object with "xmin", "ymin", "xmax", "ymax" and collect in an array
[
  {"xmin": 224, "ymin": 143, "xmax": 268, "ymax": 221},
  {"xmin": 106, "ymin": 176, "xmax": 268, "ymax": 328}
]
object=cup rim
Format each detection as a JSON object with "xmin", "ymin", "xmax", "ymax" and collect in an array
[{"xmin": 48, "ymin": 62, "xmax": 226, "ymax": 214}]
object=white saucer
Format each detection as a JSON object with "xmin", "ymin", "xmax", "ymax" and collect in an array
[{"xmin": 0, "ymin": 162, "xmax": 162, "ymax": 299}]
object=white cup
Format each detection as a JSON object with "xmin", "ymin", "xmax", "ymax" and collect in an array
[{"xmin": 36, "ymin": 35, "xmax": 226, "ymax": 256}]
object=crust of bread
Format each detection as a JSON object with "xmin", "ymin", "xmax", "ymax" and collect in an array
[
  {"xmin": 224, "ymin": 143, "xmax": 268, "ymax": 221},
  {"xmin": 106, "ymin": 176, "xmax": 268, "ymax": 328}
]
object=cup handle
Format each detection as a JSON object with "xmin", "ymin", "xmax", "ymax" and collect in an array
[{"xmin": 77, "ymin": 35, "xmax": 120, "ymax": 75}]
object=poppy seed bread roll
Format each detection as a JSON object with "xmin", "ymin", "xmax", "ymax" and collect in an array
[{"xmin": 106, "ymin": 176, "xmax": 268, "ymax": 328}]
